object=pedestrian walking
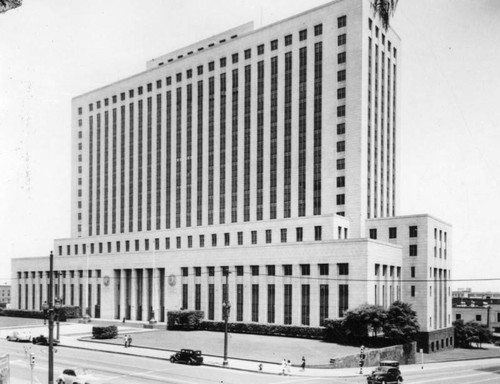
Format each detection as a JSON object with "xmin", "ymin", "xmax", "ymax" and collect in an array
[
  {"xmin": 286, "ymin": 360, "xmax": 291, "ymax": 375},
  {"xmin": 127, "ymin": 334, "xmax": 133, "ymax": 348},
  {"xmin": 301, "ymin": 356, "xmax": 306, "ymax": 371},
  {"xmin": 281, "ymin": 358, "xmax": 287, "ymax": 375},
  {"xmin": 124, "ymin": 334, "xmax": 128, "ymax": 348}
]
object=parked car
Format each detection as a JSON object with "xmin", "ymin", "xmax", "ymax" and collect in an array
[
  {"xmin": 6, "ymin": 330, "xmax": 31, "ymax": 342},
  {"xmin": 56, "ymin": 368, "xmax": 98, "ymax": 384},
  {"xmin": 170, "ymin": 349, "xmax": 203, "ymax": 365},
  {"xmin": 32, "ymin": 334, "xmax": 59, "ymax": 346},
  {"xmin": 366, "ymin": 365, "xmax": 403, "ymax": 384}
]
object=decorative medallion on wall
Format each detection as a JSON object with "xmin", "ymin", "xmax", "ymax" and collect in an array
[
  {"xmin": 103, "ymin": 275, "xmax": 110, "ymax": 287},
  {"xmin": 168, "ymin": 274, "xmax": 176, "ymax": 287}
]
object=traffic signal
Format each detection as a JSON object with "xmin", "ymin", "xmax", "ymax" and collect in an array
[{"xmin": 30, "ymin": 353, "xmax": 35, "ymax": 366}]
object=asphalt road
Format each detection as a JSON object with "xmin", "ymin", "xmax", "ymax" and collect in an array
[{"xmin": 3, "ymin": 337, "xmax": 500, "ymax": 383}]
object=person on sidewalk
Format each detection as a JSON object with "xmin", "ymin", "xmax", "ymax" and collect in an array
[
  {"xmin": 127, "ymin": 334, "xmax": 133, "ymax": 348},
  {"xmin": 301, "ymin": 356, "xmax": 306, "ymax": 371},
  {"xmin": 124, "ymin": 334, "xmax": 129, "ymax": 348},
  {"xmin": 281, "ymin": 358, "xmax": 287, "ymax": 375},
  {"xmin": 286, "ymin": 359, "xmax": 291, "ymax": 376}
]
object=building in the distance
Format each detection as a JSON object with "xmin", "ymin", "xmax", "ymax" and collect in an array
[
  {"xmin": 453, "ymin": 297, "xmax": 500, "ymax": 338},
  {"xmin": 0, "ymin": 284, "xmax": 11, "ymax": 306},
  {"xmin": 11, "ymin": 0, "xmax": 452, "ymax": 352}
]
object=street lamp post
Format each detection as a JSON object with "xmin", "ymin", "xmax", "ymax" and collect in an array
[
  {"xmin": 54, "ymin": 298, "xmax": 62, "ymax": 342},
  {"xmin": 222, "ymin": 269, "xmax": 231, "ymax": 367},
  {"xmin": 48, "ymin": 251, "xmax": 55, "ymax": 384}
]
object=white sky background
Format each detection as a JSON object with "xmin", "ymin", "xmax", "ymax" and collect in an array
[{"xmin": 1, "ymin": 0, "xmax": 499, "ymax": 290}]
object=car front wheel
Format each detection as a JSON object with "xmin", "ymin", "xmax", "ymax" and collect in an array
[{"xmin": 170, "ymin": 357, "xmax": 176, "ymax": 363}]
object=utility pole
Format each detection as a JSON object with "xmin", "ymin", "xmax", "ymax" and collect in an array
[{"xmin": 48, "ymin": 250, "xmax": 54, "ymax": 384}]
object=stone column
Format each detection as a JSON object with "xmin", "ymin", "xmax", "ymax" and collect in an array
[
  {"xmin": 142, "ymin": 269, "xmax": 149, "ymax": 321},
  {"xmin": 130, "ymin": 269, "xmax": 137, "ymax": 320},
  {"xmin": 120, "ymin": 269, "xmax": 127, "ymax": 320}
]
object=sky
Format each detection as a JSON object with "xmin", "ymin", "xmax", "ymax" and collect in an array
[{"xmin": 1, "ymin": 0, "xmax": 500, "ymax": 291}]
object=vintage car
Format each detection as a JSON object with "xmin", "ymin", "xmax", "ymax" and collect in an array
[
  {"xmin": 6, "ymin": 330, "xmax": 31, "ymax": 342},
  {"xmin": 56, "ymin": 368, "xmax": 99, "ymax": 384},
  {"xmin": 170, "ymin": 349, "xmax": 203, "ymax": 365},
  {"xmin": 366, "ymin": 365, "xmax": 403, "ymax": 384},
  {"xmin": 32, "ymin": 334, "xmax": 59, "ymax": 346}
]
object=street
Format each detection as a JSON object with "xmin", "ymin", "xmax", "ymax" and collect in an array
[{"xmin": 3, "ymin": 337, "xmax": 500, "ymax": 383}]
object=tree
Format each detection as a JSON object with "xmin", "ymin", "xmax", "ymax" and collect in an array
[
  {"xmin": 453, "ymin": 319, "xmax": 492, "ymax": 348},
  {"xmin": 343, "ymin": 304, "xmax": 387, "ymax": 338},
  {"xmin": 372, "ymin": 0, "xmax": 399, "ymax": 30},
  {"xmin": 383, "ymin": 301, "xmax": 420, "ymax": 344}
]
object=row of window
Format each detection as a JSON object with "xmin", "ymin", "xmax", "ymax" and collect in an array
[
  {"xmin": 180, "ymin": 263, "xmax": 350, "ymax": 278},
  {"xmin": 78, "ymin": 16, "xmax": 348, "ymax": 116},
  {"xmin": 369, "ymin": 225, "xmax": 419, "ymax": 240},
  {"xmin": 18, "ymin": 269, "xmax": 101, "ymax": 280},
  {"xmin": 59, "ymin": 226, "xmax": 325, "ymax": 256}
]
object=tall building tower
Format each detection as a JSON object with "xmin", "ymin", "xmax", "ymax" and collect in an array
[{"xmin": 12, "ymin": 0, "xmax": 452, "ymax": 353}]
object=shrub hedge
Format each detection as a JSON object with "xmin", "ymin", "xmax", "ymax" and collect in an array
[
  {"xmin": 0, "ymin": 306, "xmax": 81, "ymax": 321},
  {"xmin": 92, "ymin": 325, "xmax": 118, "ymax": 339},
  {"xmin": 199, "ymin": 321, "xmax": 324, "ymax": 339},
  {"xmin": 167, "ymin": 310, "xmax": 204, "ymax": 330}
]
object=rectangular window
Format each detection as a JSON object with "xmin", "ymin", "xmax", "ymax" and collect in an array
[
  {"xmin": 337, "ymin": 105, "xmax": 346, "ymax": 117},
  {"xmin": 188, "ymin": 236, "xmax": 193, "ymax": 248},
  {"xmin": 236, "ymin": 266, "xmax": 244, "ymax": 276},
  {"xmin": 319, "ymin": 284, "xmax": 329, "ymax": 325},
  {"xmin": 338, "ymin": 263, "xmax": 349, "ymax": 275},
  {"xmin": 337, "ymin": 176, "xmax": 345, "ymax": 187},
  {"xmin": 409, "ymin": 226, "xmax": 418, "ymax": 237},
  {"xmin": 197, "ymin": 65, "xmax": 203, "ymax": 75},
  {"xmin": 338, "ymin": 15, "xmax": 347, "ymax": 28},
  {"xmin": 224, "ymin": 233, "xmax": 230, "ymax": 246},
  {"xmin": 284, "ymin": 284, "xmax": 292, "ymax": 324},
  {"xmin": 257, "ymin": 44, "xmax": 264, "ymax": 55},
  {"xmin": 270, "ymin": 39, "xmax": 278, "ymax": 51},
  {"xmin": 199, "ymin": 235, "xmax": 205, "ymax": 248},
  {"xmin": 252, "ymin": 284, "xmax": 259, "ymax": 322},
  {"xmin": 336, "ymin": 140, "xmax": 345, "ymax": 152},
  {"xmin": 319, "ymin": 263, "xmax": 329, "ymax": 275},
  {"xmin": 337, "ymin": 123, "xmax": 345, "ymax": 134},
  {"xmin": 283, "ymin": 264, "xmax": 292, "ymax": 276},
  {"xmin": 314, "ymin": 24, "xmax": 323, "ymax": 36},
  {"xmin": 220, "ymin": 57, "xmax": 226, "ymax": 67},
  {"xmin": 195, "ymin": 284, "xmax": 201, "ymax": 310},
  {"xmin": 300, "ymin": 264, "xmax": 310, "ymax": 276},
  {"xmin": 237, "ymin": 231, "xmax": 243, "ymax": 245},
  {"xmin": 301, "ymin": 284, "xmax": 310, "ymax": 325},
  {"xmin": 411, "ymin": 285, "xmax": 416, "ymax": 297},
  {"xmin": 251, "ymin": 265, "xmax": 259, "ymax": 276},
  {"xmin": 237, "ymin": 284, "xmax": 243, "ymax": 321},
  {"xmin": 284, "ymin": 34, "xmax": 292, "ymax": 46},
  {"xmin": 296, "ymin": 227, "xmax": 303, "ymax": 242},
  {"xmin": 314, "ymin": 226, "xmax": 322, "ymax": 241},
  {"xmin": 337, "ymin": 70, "xmax": 346, "ymax": 82},
  {"xmin": 208, "ymin": 284, "xmax": 214, "ymax": 320},
  {"xmin": 337, "ymin": 87, "xmax": 346, "ymax": 99},
  {"xmin": 280, "ymin": 228, "xmax": 287, "ymax": 243},
  {"xmin": 411, "ymin": 267, "xmax": 415, "ymax": 278},
  {"xmin": 251, "ymin": 230, "xmax": 257, "ymax": 244},
  {"xmin": 338, "ymin": 51, "xmax": 346, "ymax": 64},
  {"xmin": 266, "ymin": 265, "xmax": 275, "ymax": 276},
  {"xmin": 339, "ymin": 284, "xmax": 349, "ymax": 317},
  {"xmin": 336, "ymin": 194, "xmax": 345, "ymax": 205},
  {"xmin": 211, "ymin": 234, "xmax": 217, "ymax": 247},
  {"xmin": 208, "ymin": 266, "xmax": 215, "ymax": 276},
  {"xmin": 336, "ymin": 159, "xmax": 345, "ymax": 170},
  {"xmin": 299, "ymin": 29, "xmax": 307, "ymax": 41},
  {"xmin": 267, "ymin": 284, "xmax": 275, "ymax": 323},
  {"xmin": 389, "ymin": 227, "xmax": 397, "ymax": 239},
  {"xmin": 182, "ymin": 284, "xmax": 188, "ymax": 309},
  {"xmin": 244, "ymin": 49, "xmax": 251, "ymax": 59},
  {"xmin": 338, "ymin": 34, "xmax": 346, "ymax": 46},
  {"xmin": 232, "ymin": 53, "xmax": 238, "ymax": 64},
  {"xmin": 176, "ymin": 236, "xmax": 181, "ymax": 249},
  {"xmin": 369, "ymin": 228, "xmax": 377, "ymax": 239},
  {"xmin": 265, "ymin": 229, "xmax": 272, "ymax": 244},
  {"xmin": 409, "ymin": 244, "xmax": 418, "ymax": 256}
]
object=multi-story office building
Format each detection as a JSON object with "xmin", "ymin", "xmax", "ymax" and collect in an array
[
  {"xmin": 11, "ymin": 0, "xmax": 453, "ymax": 352},
  {"xmin": 0, "ymin": 284, "xmax": 11, "ymax": 306}
]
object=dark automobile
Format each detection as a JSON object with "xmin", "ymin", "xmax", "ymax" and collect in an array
[
  {"xmin": 366, "ymin": 366, "xmax": 403, "ymax": 384},
  {"xmin": 32, "ymin": 335, "xmax": 59, "ymax": 346},
  {"xmin": 170, "ymin": 349, "xmax": 203, "ymax": 365}
]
